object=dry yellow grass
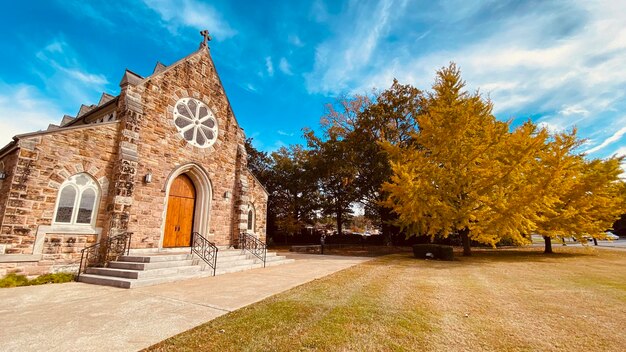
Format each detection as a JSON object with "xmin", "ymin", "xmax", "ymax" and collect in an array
[{"xmin": 146, "ymin": 247, "xmax": 626, "ymax": 351}]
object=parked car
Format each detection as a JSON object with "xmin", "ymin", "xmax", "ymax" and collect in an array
[{"xmin": 604, "ymin": 232, "xmax": 619, "ymax": 240}]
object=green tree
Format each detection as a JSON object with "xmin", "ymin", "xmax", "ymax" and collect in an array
[
  {"xmin": 270, "ymin": 145, "xmax": 319, "ymax": 235},
  {"xmin": 306, "ymin": 131, "xmax": 359, "ymax": 236},
  {"xmin": 245, "ymin": 140, "xmax": 319, "ymax": 238},
  {"xmin": 316, "ymin": 81, "xmax": 423, "ymax": 242}
]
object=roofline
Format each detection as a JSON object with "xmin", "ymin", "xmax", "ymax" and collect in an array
[
  {"xmin": 0, "ymin": 120, "xmax": 121, "ymax": 159},
  {"xmin": 131, "ymin": 47, "xmax": 243, "ymax": 130},
  {"xmin": 65, "ymin": 96, "xmax": 119, "ymax": 127},
  {"xmin": 15, "ymin": 120, "xmax": 119, "ymax": 140},
  {"xmin": 0, "ymin": 140, "xmax": 18, "ymax": 159},
  {"xmin": 247, "ymin": 168, "xmax": 270, "ymax": 196},
  {"xmin": 129, "ymin": 48, "xmax": 205, "ymax": 86}
]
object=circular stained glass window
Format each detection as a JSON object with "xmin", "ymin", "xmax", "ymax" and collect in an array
[{"xmin": 173, "ymin": 98, "xmax": 218, "ymax": 148}]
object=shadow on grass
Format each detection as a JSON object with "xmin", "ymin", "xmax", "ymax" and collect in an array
[{"xmin": 364, "ymin": 247, "xmax": 599, "ymax": 270}]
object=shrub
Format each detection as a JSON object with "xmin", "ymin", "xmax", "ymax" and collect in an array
[
  {"xmin": 0, "ymin": 273, "xmax": 30, "ymax": 288},
  {"xmin": 412, "ymin": 244, "xmax": 454, "ymax": 261},
  {"xmin": 29, "ymin": 272, "xmax": 75, "ymax": 285},
  {"xmin": 438, "ymin": 245, "xmax": 454, "ymax": 261},
  {"xmin": 0, "ymin": 272, "xmax": 75, "ymax": 288}
]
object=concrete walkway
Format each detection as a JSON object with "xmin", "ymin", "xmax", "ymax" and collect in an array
[{"xmin": 0, "ymin": 253, "xmax": 372, "ymax": 352}]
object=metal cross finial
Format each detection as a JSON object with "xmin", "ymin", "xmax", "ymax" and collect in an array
[{"xmin": 200, "ymin": 30, "xmax": 211, "ymax": 48}]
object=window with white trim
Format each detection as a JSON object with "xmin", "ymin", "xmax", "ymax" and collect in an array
[
  {"xmin": 53, "ymin": 173, "xmax": 100, "ymax": 226},
  {"xmin": 173, "ymin": 97, "xmax": 218, "ymax": 148}
]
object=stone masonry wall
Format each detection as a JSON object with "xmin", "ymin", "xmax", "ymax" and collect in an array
[
  {"xmin": 0, "ymin": 123, "xmax": 119, "ymax": 275},
  {"xmin": 0, "ymin": 149, "xmax": 19, "ymax": 235},
  {"xmin": 126, "ymin": 49, "xmax": 249, "ymax": 248},
  {"xmin": 247, "ymin": 171, "xmax": 269, "ymax": 242}
]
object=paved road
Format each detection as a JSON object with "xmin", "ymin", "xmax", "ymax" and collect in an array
[
  {"xmin": 0, "ymin": 253, "xmax": 372, "ymax": 352},
  {"xmin": 531, "ymin": 237, "xmax": 626, "ymax": 251}
]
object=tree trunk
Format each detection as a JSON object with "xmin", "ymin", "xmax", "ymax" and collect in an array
[
  {"xmin": 460, "ymin": 228, "xmax": 471, "ymax": 256},
  {"xmin": 544, "ymin": 236, "xmax": 553, "ymax": 254},
  {"xmin": 379, "ymin": 206, "xmax": 395, "ymax": 246}
]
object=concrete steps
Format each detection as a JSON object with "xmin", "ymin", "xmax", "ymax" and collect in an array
[{"xmin": 77, "ymin": 248, "xmax": 294, "ymax": 289}]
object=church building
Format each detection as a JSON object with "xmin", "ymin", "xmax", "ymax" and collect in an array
[{"xmin": 0, "ymin": 34, "xmax": 268, "ymax": 277}]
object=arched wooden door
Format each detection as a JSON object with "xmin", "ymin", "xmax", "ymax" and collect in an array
[{"xmin": 164, "ymin": 174, "xmax": 196, "ymax": 247}]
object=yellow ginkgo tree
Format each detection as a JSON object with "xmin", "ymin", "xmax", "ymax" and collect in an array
[
  {"xmin": 535, "ymin": 131, "xmax": 626, "ymax": 253},
  {"xmin": 382, "ymin": 63, "xmax": 551, "ymax": 255}
]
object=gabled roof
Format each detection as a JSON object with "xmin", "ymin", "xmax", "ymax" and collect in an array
[
  {"xmin": 98, "ymin": 93, "xmax": 115, "ymax": 106},
  {"xmin": 153, "ymin": 61, "xmax": 167, "ymax": 74},
  {"xmin": 77, "ymin": 104, "xmax": 96, "ymax": 117},
  {"xmin": 60, "ymin": 115, "xmax": 75, "ymax": 126},
  {"xmin": 119, "ymin": 69, "xmax": 144, "ymax": 87}
]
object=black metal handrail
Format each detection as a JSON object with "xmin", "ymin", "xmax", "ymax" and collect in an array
[
  {"xmin": 191, "ymin": 232, "xmax": 218, "ymax": 276},
  {"xmin": 239, "ymin": 232, "xmax": 267, "ymax": 267},
  {"xmin": 77, "ymin": 232, "xmax": 132, "ymax": 280}
]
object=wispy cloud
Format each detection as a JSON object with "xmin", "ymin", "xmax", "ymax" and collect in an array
[
  {"xmin": 33, "ymin": 38, "xmax": 110, "ymax": 107},
  {"xmin": 142, "ymin": 0, "xmax": 236, "ymax": 40},
  {"xmin": 304, "ymin": 0, "xmax": 626, "ymax": 158},
  {"xmin": 288, "ymin": 34, "xmax": 304, "ymax": 47},
  {"xmin": 585, "ymin": 125, "xmax": 626, "ymax": 155},
  {"xmin": 265, "ymin": 56, "xmax": 274, "ymax": 77},
  {"xmin": 242, "ymin": 83, "xmax": 257, "ymax": 92},
  {"xmin": 277, "ymin": 130, "xmax": 294, "ymax": 136},
  {"xmin": 279, "ymin": 57, "xmax": 293, "ymax": 75},
  {"xmin": 0, "ymin": 83, "xmax": 64, "ymax": 145},
  {"xmin": 305, "ymin": 0, "xmax": 396, "ymax": 93}
]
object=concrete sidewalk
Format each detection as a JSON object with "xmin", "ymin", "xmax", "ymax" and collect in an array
[{"xmin": 0, "ymin": 253, "xmax": 372, "ymax": 352}]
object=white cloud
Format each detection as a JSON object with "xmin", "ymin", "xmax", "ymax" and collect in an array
[
  {"xmin": 143, "ymin": 0, "xmax": 236, "ymax": 40},
  {"xmin": 585, "ymin": 125, "xmax": 626, "ymax": 155},
  {"xmin": 279, "ymin": 57, "xmax": 293, "ymax": 75},
  {"xmin": 310, "ymin": 0, "xmax": 329, "ymax": 23},
  {"xmin": 61, "ymin": 68, "xmax": 108, "ymax": 86},
  {"xmin": 560, "ymin": 105, "xmax": 589, "ymax": 116},
  {"xmin": 305, "ymin": 0, "xmax": 626, "ymax": 158},
  {"xmin": 305, "ymin": 0, "xmax": 396, "ymax": 94},
  {"xmin": 33, "ymin": 39, "xmax": 110, "ymax": 106},
  {"xmin": 265, "ymin": 57, "xmax": 274, "ymax": 77},
  {"xmin": 288, "ymin": 35, "xmax": 304, "ymax": 47},
  {"xmin": 277, "ymin": 130, "xmax": 294, "ymax": 136},
  {"xmin": 0, "ymin": 83, "xmax": 63, "ymax": 146}
]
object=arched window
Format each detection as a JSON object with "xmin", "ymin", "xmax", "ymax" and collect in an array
[
  {"xmin": 247, "ymin": 204, "xmax": 255, "ymax": 232},
  {"xmin": 53, "ymin": 173, "xmax": 100, "ymax": 226}
]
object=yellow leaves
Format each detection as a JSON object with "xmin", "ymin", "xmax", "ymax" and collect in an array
[{"xmin": 382, "ymin": 62, "xmax": 626, "ymax": 248}]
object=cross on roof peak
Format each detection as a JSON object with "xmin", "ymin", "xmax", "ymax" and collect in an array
[{"xmin": 199, "ymin": 30, "xmax": 212, "ymax": 49}]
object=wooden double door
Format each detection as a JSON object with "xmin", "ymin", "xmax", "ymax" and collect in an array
[{"xmin": 164, "ymin": 174, "xmax": 196, "ymax": 247}]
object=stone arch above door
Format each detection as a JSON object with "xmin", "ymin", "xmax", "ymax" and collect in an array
[{"xmin": 161, "ymin": 163, "xmax": 213, "ymax": 248}]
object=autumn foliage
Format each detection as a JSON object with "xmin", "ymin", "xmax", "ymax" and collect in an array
[
  {"xmin": 246, "ymin": 63, "xmax": 625, "ymax": 255},
  {"xmin": 381, "ymin": 64, "xmax": 626, "ymax": 255}
]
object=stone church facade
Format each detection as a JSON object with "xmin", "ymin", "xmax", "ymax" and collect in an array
[{"xmin": 0, "ymin": 39, "xmax": 268, "ymax": 276}]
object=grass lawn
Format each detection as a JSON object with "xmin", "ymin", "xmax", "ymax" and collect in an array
[{"xmin": 146, "ymin": 247, "xmax": 626, "ymax": 351}]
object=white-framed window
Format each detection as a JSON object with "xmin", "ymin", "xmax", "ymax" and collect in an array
[
  {"xmin": 53, "ymin": 173, "xmax": 100, "ymax": 226},
  {"xmin": 247, "ymin": 204, "xmax": 255, "ymax": 232},
  {"xmin": 173, "ymin": 97, "xmax": 218, "ymax": 148}
]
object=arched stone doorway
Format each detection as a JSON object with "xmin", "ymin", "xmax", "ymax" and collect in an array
[
  {"xmin": 161, "ymin": 163, "xmax": 213, "ymax": 248},
  {"xmin": 163, "ymin": 174, "xmax": 196, "ymax": 247}
]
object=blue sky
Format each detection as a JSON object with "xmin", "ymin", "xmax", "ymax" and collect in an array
[{"xmin": 0, "ymin": 0, "xmax": 625, "ymax": 167}]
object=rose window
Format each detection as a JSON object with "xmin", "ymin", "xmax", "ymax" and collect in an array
[{"xmin": 173, "ymin": 98, "xmax": 218, "ymax": 148}]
